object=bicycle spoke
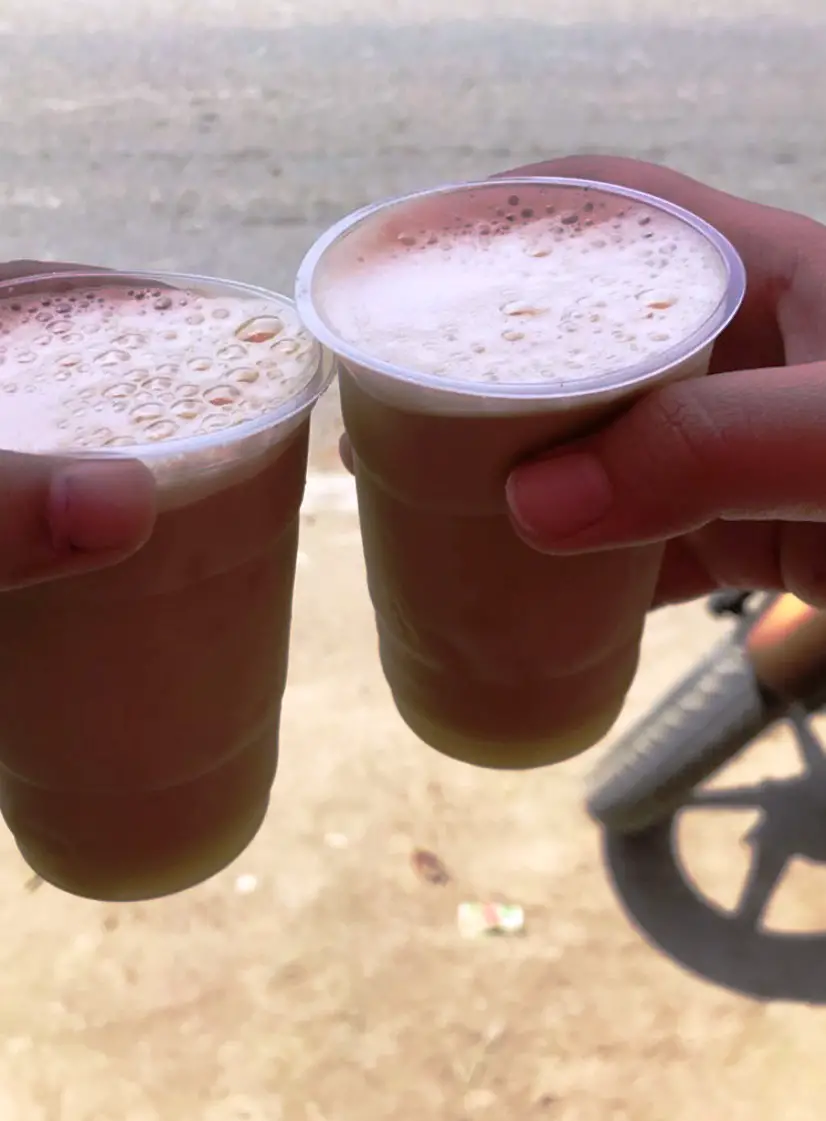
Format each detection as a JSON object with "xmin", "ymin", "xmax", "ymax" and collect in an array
[
  {"xmin": 732, "ymin": 842, "xmax": 789, "ymax": 930},
  {"xmin": 789, "ymin": 706, "xmax": 826, "ymax": 778}
]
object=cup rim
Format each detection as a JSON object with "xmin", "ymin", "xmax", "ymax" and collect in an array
[
  {"xmin": 294, "ymin": 176, "xmax": 747, "ymax": 405},
  {"xmin": 0, "ymin": 268, "xmax": 335, "ymax": 461}
]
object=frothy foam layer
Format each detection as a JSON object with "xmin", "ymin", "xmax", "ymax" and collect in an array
[
  {"xmin": 316, "ymin": 196, "xmax": 728, "ymax": 385},
  {"xmin": 0, "ymin": 285, "xmax": 317, "ymax": 454}
]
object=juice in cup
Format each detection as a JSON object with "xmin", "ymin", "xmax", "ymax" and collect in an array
[
  {"xmin": 296, "ymin": 178, "xmax": 745, "ymax": 769},
  {"xmin": 0, "ymin": 271, "xmax": 333, "ymax": 899}
]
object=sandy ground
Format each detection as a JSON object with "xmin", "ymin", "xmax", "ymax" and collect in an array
[
  {"xmin": 2, "ymin": 0, "xmax": 826, "ymax": 1117},
  {"xmin": 3, "ymin": 495, "xmax": 826, "ymax": 1120}
]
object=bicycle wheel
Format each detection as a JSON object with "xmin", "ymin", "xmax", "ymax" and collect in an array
[{"xmin": 585, "ymin": 639, "xmax": 780, "ymax": 835}]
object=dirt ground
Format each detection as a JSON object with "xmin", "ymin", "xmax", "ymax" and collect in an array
[{"xmin": 2, "ymin": 440, "xmax": 826, "ymax": 1120}]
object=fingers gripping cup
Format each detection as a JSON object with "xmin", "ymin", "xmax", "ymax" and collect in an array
[
  {"xmin": 0, "ymin": 271, "xmax": 333, "ymax": 900},
  {"xmin": 296, "ymin": 178, "xmax": 746, "ymax": 770}
]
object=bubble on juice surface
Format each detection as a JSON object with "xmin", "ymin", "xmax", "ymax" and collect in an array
[
  {"xmin": 0, "ymin": 284, "xmax": 318, "ymax": 454},
  {"xmin": 235, "ymin": 316, "xmax": 284, "ymax": 344},
  {"xmin": 315, "ymin": 190, "xmax": 729, "ymax": 387}
]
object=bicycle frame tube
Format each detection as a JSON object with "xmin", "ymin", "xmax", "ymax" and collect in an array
[{"xmin": 745, "ymin": 594, "xmax": 826, "ymax": 704}]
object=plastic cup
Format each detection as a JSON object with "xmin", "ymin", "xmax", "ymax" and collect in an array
[
  {"xmin": 0, "ymin": 270, "xmax": 334, "ymax": 900},
  {"xmin": 296, "ymin": 178, "xmax": 746, "ymax": 769}
]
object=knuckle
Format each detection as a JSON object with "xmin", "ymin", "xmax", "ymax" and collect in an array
[{"xmin": 621, "ymin": 381, "xmax": 725, "ymax": 486}]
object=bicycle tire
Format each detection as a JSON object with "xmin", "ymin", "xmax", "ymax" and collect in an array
[{"xmin": 585, "ymin": 640, "xmax": 780, "ymax": 835}]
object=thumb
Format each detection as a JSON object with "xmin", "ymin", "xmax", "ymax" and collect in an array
[
  {"xmin": 0, "ymin": 453, "xmax": 156, "ymax": 589},
  {"xmin": 506, "ymin": 362, "xmax": 826, "ymax": 552}
]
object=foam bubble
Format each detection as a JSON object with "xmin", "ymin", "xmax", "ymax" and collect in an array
[
  {"xmin": 0, "ymin": 286, "xmax": 317, "ymax": 454},
  {"xmin": 315, "ymin": 200, "xmax": 728, "ymax": 386}
]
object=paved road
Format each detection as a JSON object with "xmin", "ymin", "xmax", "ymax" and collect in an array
[{"xmin": 3, "ymin": 1, "xmax": 825, "ymax": 281}]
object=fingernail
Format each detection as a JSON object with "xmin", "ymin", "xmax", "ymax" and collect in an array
[
  {"xmin": 506, "ymin": 453, "xmax": 613, "ymax": 542},
  {"xmin": 49, "ymin": 461, "xmax": 155, "ymax": 553}
]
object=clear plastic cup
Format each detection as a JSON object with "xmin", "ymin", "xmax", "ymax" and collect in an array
[
  {"xmin": 0, "ymin": 270, "xmax": 334, "ymax": 900},
  {"xmin": 296, "ymin": 178, "xmax": 746, "ymax": 770}
]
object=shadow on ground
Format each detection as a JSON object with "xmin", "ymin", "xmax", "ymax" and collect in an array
[{"xmin": 601, "ymin": 710, "xmax": 826, "ymax": 1004}]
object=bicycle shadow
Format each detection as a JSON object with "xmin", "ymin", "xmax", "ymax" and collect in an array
[{"xmin": 601, "ymin": 708, "xmax": 826, "ymax": 1003}]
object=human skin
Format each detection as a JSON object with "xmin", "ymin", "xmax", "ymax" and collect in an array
[
  {"xmin": 341, "ymin": 157, "xmax": 826, "ymax": 609},
  {"xmin": 498, "ymin": 156, "xmax": 826, "ymax": 609}
]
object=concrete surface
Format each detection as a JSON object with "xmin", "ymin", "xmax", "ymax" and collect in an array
[{"xmin": 2, "ymin": 1, "xmax": 826, "ymax": 1118}]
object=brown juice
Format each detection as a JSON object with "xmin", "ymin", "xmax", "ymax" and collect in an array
[
  {"xmin": 340, "ymin": 370, "xmax": 660, "ymax": 768},
  {"xmin": 0, "ymin": 273, "xmax": 331, "ymax": 899},
  {"xmin": 298, "ymin": 177, "xmax": 745, "ymax": 768}
]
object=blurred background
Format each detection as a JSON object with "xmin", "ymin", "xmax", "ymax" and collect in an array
[{"xmin": 1, "ymin": 2, "xmax": 826, "ymax": 1118}]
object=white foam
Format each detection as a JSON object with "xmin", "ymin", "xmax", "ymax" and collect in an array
[
  {"xmin": 315, "ymin": 203, "xmax": 728, "ymax": 386},
  {"xmin": 0, "ymin": 285, "xmax": 318, "ymax": 454}
]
